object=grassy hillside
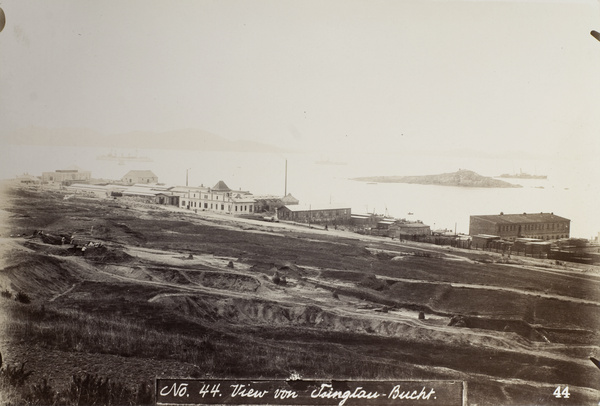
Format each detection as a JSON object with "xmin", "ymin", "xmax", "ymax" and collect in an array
[{"xmin": 0, "ymin": 184, "xmax": 598, "ymax": 405}]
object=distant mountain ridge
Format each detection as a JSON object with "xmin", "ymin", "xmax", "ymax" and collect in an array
[
  {"xmin": 5, "ymin": 127, "xmax": 285, "ymax": 153},
  {"xmin": 352, "ymin": 169, "xmax": 521, "ymax": 188}
]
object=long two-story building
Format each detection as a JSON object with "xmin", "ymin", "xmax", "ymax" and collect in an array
[{"xmin": 469, "ymin": 212, "xmax": 570, "ymax": 241}]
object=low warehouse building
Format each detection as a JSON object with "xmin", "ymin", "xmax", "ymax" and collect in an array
[
  {"xmin": 277, "ymin": 205, "xmax": 351, "ymax": 224},
  {"xmin": 389, "ymin": 221, "xmax": 431, "ymax": 239}
]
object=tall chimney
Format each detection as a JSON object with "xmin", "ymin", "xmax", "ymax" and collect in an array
[{"xmin": 285, "ymin": 159, "xmax": 288, "ymax": 196}]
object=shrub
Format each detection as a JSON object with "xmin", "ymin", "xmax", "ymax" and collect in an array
[
  {"xmin": 135, "ymin": 382, "xmax": 154, "ymax": 406},
  {"xmin": 68, "ymin": 373, "xmax": 133, "ymax": 406},
  {"xmin": 15, "ymin": 291, "xmax": 31, "ymax": 304},
  {"xmin": 199, "ymin": 335, "xmax": 216, "ymax": 352},
  {"xmin": 1, "ymin": 290, "xmax": 12, "ymax": 299},
  {"xmin": 359, "ymin": 274, "xmax": 388, "ymax": 291},
  {"xmin": 26, "ymin": 377, "xmax": 56, "ymax": 405},
  {"xmin": 0, "ymin": 362, "xmax": 33, "ymax": 388}
]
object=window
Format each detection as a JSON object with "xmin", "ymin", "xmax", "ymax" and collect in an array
[
  {"xmin": 221, "ymin": 204, "xmax": 224, "ymax": 210},
  {"xmin": 204, "ymin": 203, "xmax": 208, "ymax": 208}
]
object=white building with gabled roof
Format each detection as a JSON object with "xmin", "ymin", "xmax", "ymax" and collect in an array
[
  {"xmin": 178, "ymin": 180, "xmax": 256, "ymax": 214},
  {"xmin": 121, "ymin": 170, "xmax": 158, "ymax": 185}
]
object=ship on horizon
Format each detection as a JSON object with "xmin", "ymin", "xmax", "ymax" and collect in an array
[
  {"xmin": 498, "ymin": 169, "xmax": 547, "ymax": 180},
  {"xmin": 97, "ymin": 151, "xmax": 153, "ymax": 164}
]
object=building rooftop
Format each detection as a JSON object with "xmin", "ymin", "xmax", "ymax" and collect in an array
[
  {"xmin": 392, "ymin": 222, "xmax": 430, "ymax": 228},
  {"xmin": 67, "ymin": 183, "xmax": 109, "ymax": 191},
  {"xmin": 122, "ymin": 187, "xmax": 162, "ymax": 197},
  {"xmin": 281, "ymin": 204, "xmax": 350, "ymax": 212},
  {"xmin": 472, "ymin": 234, "xmax": 501, "ymax": 239},
  {"xmin": 170, "ymin": 186, "xmax": 208, "ymax": 192},
  {"xmin": 122, "ymin": 170, "xmax": 157, "ymax": 178},
  {"xmin": 212, "ymin": 180, "xmax": 231, "ymax": 191},
  {"xmin": 131, "ymin": 183, "xmax": 169, "ymax": 190},
  {"xmin": 351, "ymin": 213, "xmax": 380, "ymax": 219},
  {"xmin": 471, "ymin": 212, "xmax": 570, "ymax": 224}
]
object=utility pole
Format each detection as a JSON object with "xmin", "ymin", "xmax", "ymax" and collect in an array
[{"xmin": 186, "ymin": 168, "xmax": 191, "ymax": 187}]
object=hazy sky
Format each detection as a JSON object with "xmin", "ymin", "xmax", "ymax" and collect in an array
[{"xmin": 1, "ymin": 0, "xmax": 599, "ymax": 157}]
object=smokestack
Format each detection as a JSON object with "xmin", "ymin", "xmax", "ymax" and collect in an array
[{"xmin": 285, "ymin": 159, "xmax": 288, "ymax": 196}]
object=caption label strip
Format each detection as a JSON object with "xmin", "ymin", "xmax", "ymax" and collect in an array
[{"xmin": 156, "ymin": 379, "xmax": 465, "ymax": 405}]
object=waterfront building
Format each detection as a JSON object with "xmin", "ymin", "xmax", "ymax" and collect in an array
[
  {"xmin": 42, "ymin": 167, "xmax": 91, "ymax": 185},
  {"xmin": 11, "ymin": 173, "xmax": 41, "ymax": 185},
  {"xmin": 178, "ymin": 181, "xmax": 256, "ymax": 215},
  {"xmin": 469, "ymin": 212, "xmax": 570, "ymax": 241},
  {"xmin": 121, "ymin": 170, "xmax": 158, "ymax": 185},
  {"xmin": 276, "ymin": 205, "xmax": 351, "ymax": 224},
  {"xmin": 389, "ymin": 221, "xmax": 431, "ymax": 238},
  {"xmin": 350, "ymin": 213, "xmax": 383, "ymax": 228}
]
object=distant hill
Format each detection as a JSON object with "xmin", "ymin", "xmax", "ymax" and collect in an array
[
  {"xmin": 5, "ymin": 127, "xmax": 285, "ymax": 153},
  {"xmin": 352, "ymin": 169, "xmax": 521, "ymax": 188}
]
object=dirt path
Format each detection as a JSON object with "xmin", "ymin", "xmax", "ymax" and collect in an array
[{"xmin": 49, "ymin": 283, "xmax": 79, "ymax": 302}]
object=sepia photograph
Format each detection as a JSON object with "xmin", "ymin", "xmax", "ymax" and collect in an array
[{"xmin": 0, "ymin": 1, "xmax": 599, "ymax": 405}]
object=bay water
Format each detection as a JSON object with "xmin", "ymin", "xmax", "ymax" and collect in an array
[{"xmin": 2, "ymin": 145, "xmax": 597, "ymax": 239}]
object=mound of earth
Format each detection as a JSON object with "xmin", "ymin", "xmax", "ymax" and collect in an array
[{"xmin": 0, "ymin": 253, "xmax": 81, "ymax": 299}]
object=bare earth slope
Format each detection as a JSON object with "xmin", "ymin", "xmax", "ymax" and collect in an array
[{"xmin": 0, "ymin": 185, "xmax": 598, "ymax": 405}]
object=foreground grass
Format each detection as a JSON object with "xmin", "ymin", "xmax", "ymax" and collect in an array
[
  {"xmin": 2, "ymin": 298, "xmax": 430, "ymax": 377},
  {"xmin": 1, "ymin": 300, "xmax": 445, "ymax": 403},
  {"xmin": 1, "ymin": 299, "xmax": 438, "ymax": 405}
]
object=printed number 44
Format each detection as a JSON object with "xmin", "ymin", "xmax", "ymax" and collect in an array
[{"xmin": 553, "ymin": 386, "xmax": 570, "ymax": 399}]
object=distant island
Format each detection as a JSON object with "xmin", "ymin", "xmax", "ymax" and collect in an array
[{"xmin": 352, "ymin": 169, "xmax": 522, "ymax": 188}]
